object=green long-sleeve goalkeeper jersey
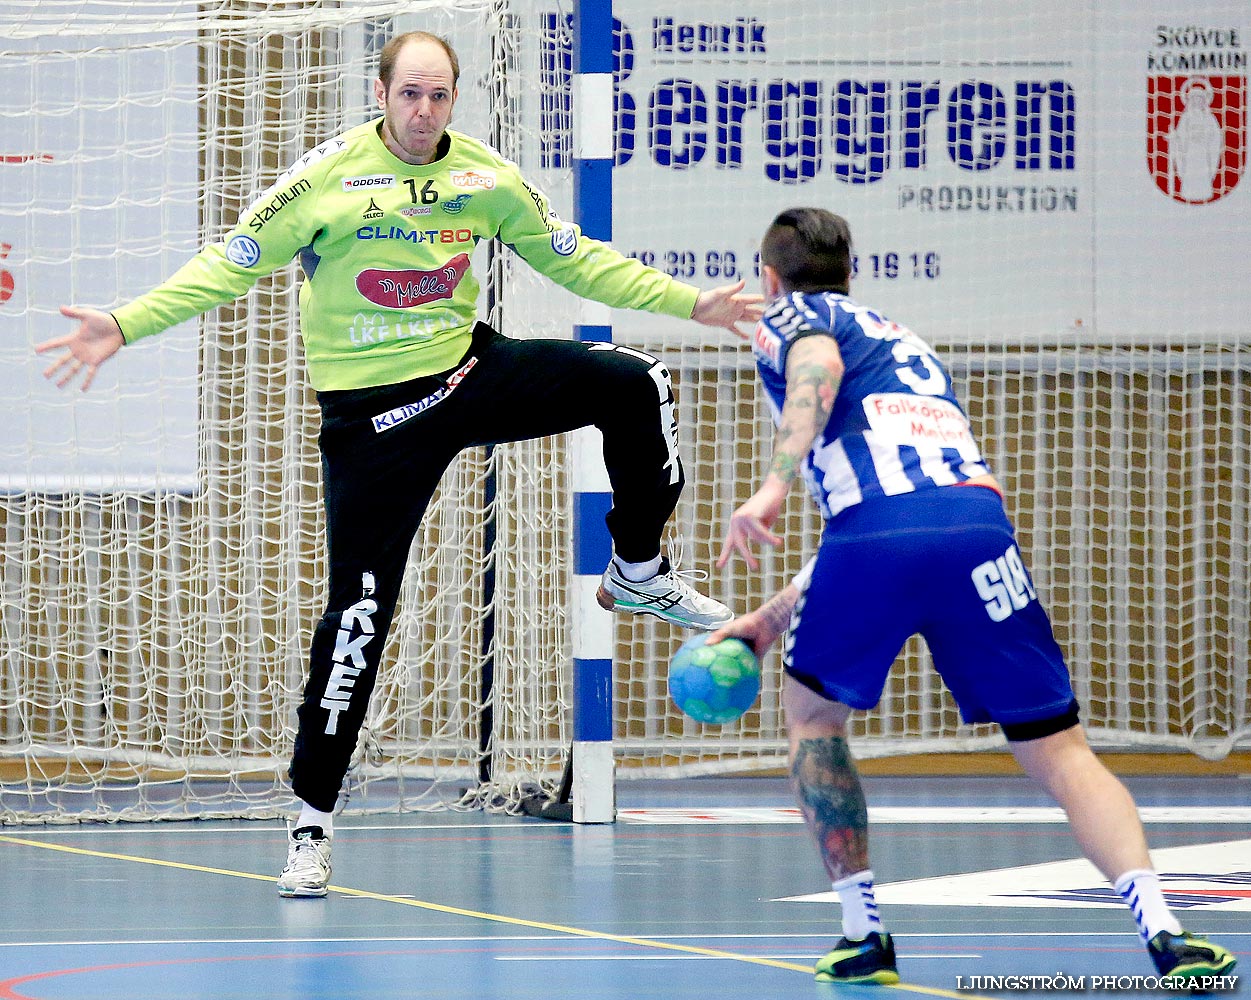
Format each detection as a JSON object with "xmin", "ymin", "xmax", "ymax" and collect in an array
[{"xmin": 112, "ymin": 120, "xmax": 700, "ymax": 391}]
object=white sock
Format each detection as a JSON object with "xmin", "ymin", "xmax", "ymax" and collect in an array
[
  {"xmin": 832, "ymin": 869, "xmax": 884, "ymax": 941},
  {"xmin": 614, "ymin": 554, "xmax": 663, "ymax": 582},
  {"xmin": 1114, "ymin": 868, "xmax": 1181, "ymax": 942},
  {"xmin": 296, "ymin": 801, "xmax": 335, "ymax": 837}
]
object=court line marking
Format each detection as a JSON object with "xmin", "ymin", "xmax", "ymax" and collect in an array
[
  {"xmin": 493, "ymin": 953, "xmax": 983, "ymax": 962},
  {"xmin": 7, "ymin": 806, "xmax": 1249, "ymax": 833},
  {"xmin": 2, "ymin": 931, "xmax": 1248, "ymax": 948},
  {"xmin": 619, "ymin": 806, "xmax": 1251, "ymax": 825},
  {"xmin": 1, "ymin": 823, "xmax": 529, "ymax": 835},
  {"xmin": 0, "ymin": 834, "xmax": 991, "ymax": 1000}
]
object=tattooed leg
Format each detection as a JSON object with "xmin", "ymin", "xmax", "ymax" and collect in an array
[{"xmin": 791, "ymin": 735, "xmax": 870, "ymax": 882}]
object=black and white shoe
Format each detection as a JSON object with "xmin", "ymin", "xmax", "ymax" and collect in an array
[
  {"xmin": 596, "ymin": 557, "xmax": 733, "ymax": 630},
  {"xmin": 277, "ymin": 825, "xmax": 332, "ymax": 898}
]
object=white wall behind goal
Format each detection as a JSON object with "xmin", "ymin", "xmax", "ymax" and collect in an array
[
  {"xmin": 600, "ymin": 0, "xmax": 1248, "ymax": 346},
  {"xmin": 2, "ymin": 1, "xmax": 1245, "ymax": 481},
  {"xmin": 0, "ymin": 4, "xmax": 200, "ymax": 491}
]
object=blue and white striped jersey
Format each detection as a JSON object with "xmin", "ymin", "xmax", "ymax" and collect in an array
[{"xmin": 753, "ymin": 291, "xmax": 992, "ymax": 519}]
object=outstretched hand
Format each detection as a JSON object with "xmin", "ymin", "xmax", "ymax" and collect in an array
[
  {"xmin": 717, "ymin": 478, "xmax": 788, "ymax": 571},
  {"xmin": 691, "ymin": 279, "xmax": 764, "ymax": 339},
  {"xmin": 35, "ymin": 306, "xmax": 125, "ymax": 391}
]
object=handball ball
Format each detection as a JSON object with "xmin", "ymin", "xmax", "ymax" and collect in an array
[{"xmin": 668, "ymin": 634, "xmax": 761, "ymax": 724}]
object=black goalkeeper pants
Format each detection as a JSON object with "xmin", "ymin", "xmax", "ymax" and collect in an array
[{"xmin": 290, "ymin": 322, "xmax": 684, "ymax": 811}]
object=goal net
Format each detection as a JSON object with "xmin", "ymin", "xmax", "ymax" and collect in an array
[{"xmin": 1, "ymin": 1, "xmax": 1247, "ymax": 823}]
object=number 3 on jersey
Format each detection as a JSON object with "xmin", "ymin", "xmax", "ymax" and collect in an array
[
  {"xmin": 844, "ymin": 301, "xmax": 948, "ymax": 397},
  {"xmin": 891, "ymin": 340, "xmax": 946, "ymax": 395}
]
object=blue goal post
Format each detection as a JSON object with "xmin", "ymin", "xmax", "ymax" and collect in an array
[{"xmin": 569, "ymin": 0, "xmax": 617, "ymax": 824}]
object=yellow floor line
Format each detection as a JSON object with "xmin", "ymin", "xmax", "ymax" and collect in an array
[{"xmin": 0, "ymin": 833, "xmax": 991, "ymax": 999}]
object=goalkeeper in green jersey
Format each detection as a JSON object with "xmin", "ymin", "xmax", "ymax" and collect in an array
[{"xmin": 37, "ymin": 30, "xmax": 761, "ymax": 897}]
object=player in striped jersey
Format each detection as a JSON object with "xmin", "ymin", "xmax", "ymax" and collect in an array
[
  {"xmin": 713, "ymin": 208, "xmax": 1234, "ymax": 985},
  {"xmin": 752, "ymin": 281, "xmax": 993, "ymax": 520}
]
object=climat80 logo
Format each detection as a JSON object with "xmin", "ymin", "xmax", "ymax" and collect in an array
[{"xmin": 356, "ymin": 226, "xmax": 473, "ymax": 245}]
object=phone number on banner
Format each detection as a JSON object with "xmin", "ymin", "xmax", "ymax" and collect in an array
[{"xmin": 627, "ymin": 249, "xmax": 941, "ymax": 281}]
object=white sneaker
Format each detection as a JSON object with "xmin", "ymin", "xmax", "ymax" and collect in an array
[
  {"xmin": 277, "ymin": 825, "xmax": 332, "ymax": 898},
  {"xmin": 596, "ymin": 556, "xmax": 733, "ymax": 630}
]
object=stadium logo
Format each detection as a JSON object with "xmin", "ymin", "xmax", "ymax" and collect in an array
[
  {"xmin": 450, "ymin": 169, "xmax": 496, "ymax": 190},
  {"xmin": 538, "ymin": 14, "xmax": 1078, "ymax": 192},
  {"xmin": 1146, "ymin": 27, "xmax": 1246, "ymax": 203},
  {"xmin": 355, "ymin": 253, "xmax": 471, "ymax": 309},
  {"xmin": 1148, "ymin": 76, "xmax": 1247, "ymax": 203},
  {"xmin": 247, "ymin": 178, "xmax": 311, "ymax": 232}
]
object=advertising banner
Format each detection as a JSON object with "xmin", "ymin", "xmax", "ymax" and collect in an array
[{"xmin": 533, "ymin": 2, "xmax": 1248, "ymax": 345}]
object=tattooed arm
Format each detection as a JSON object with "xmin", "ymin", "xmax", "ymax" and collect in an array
[
  {"xmin": 708, "ymin": 579, "xmax": 801, "ymax": 657},
  {"xmin": 717, "ymin": 334, "xmax": 844, "ymax": 570}
]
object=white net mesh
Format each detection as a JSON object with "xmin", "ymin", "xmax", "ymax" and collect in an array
[
  {"xmin": 1, "ymin": 2, "xmax": 1248, "ymax": 823},
  {"xmin": 605, "ymin": 2, "xmax": 1251, "ymax": 770},
  {"xmin": 1, "ymin": 0, "xmax": 579, "ymax": 822}
]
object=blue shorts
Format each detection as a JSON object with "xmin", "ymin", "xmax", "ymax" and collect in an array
[{"xmin": 785, "ymin": 486, "xmax": 1077, "ymax": 732}]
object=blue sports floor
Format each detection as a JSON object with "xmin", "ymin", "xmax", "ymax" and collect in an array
[{"xmin": 0, "ymin": 775, "xmax": 1246, "ymax": 999}]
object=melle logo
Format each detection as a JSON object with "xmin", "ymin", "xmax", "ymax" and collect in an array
[
  {"xmin": 343, "ymin": 173, "xmax": 395, "ymax": 191},
  {"xmin": 355, "ymin": 253, "xmax": 471, "ymax": 309},
  {"xmin": 449, "ymin": 169, "xmax": 496, "ymax": 190},
  {"xmin": 1147, "ymin": 27, "xmax": 1247, "ymax": 204}
]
